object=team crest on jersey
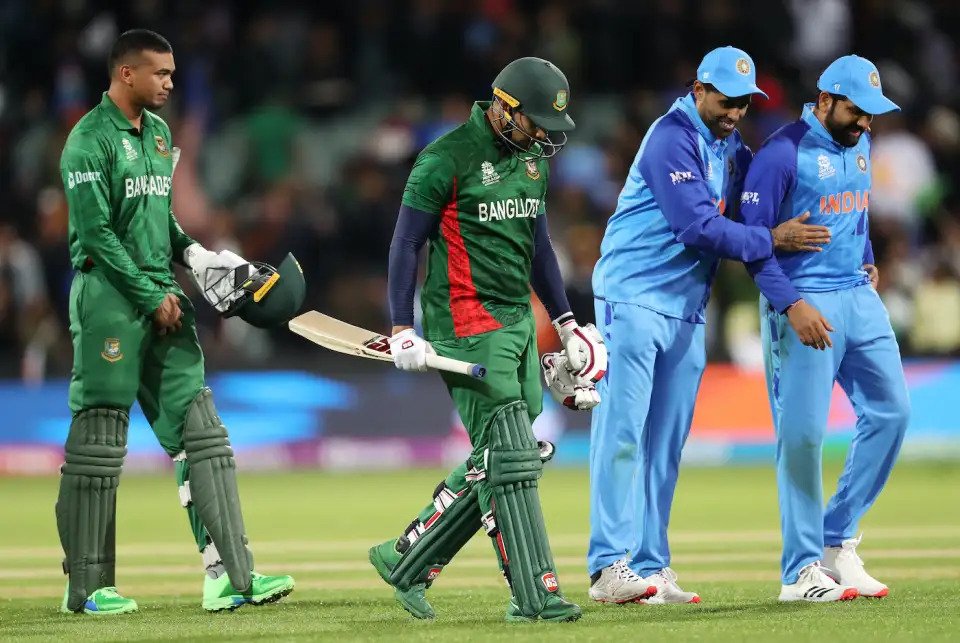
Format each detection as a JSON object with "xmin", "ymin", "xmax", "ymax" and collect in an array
[
  {"xmin": 525, "ymin": 160, "xmax": 540, "ymax": 180},
  {"xmin": 736, "ymin": 58, "xmax": 751, "ymax": 75},
  {"xmin": 553, "ymin": 90, "xmax": 568, "ymax": 111},
  {"xmin": 541, "ymin": 571, "xmax": 559, "ymax": 592},
  {"xmin": 155, "ymin": 136, "xmax": 170, "ymax": 157},
  {"xmin": 868, "ymin": 71, "xmax": 881, "ymax": 88},
  {"xmin": 856, "ymin": 153, "xmax": 868, "ymax": 173},
  {"xmin": 481, "ymin": 161, "xmax": 501, "ymax": 186},
  {"xmin": 101, "ymin": 338, "xmax": 123, "ymax": 363}
]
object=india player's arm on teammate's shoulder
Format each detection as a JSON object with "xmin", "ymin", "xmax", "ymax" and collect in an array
[
  {"xmin": 638, "ymin": 123, "xmax": 774, "ymax": 263},
  {"xmin": 739, "ymin": 136, "xmax": 803, "ymax": 313},
  {"xmin": 61, "ymin": 136, "xmax": 166, "ymax": 316}
]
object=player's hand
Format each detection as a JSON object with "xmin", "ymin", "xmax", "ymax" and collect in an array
[
  {"xmin": 153, "ymin": 293, "xmax": 183, "ymax": 336},
  {"xmin": 864, "ymin": 263, "xmax": 879, "ymax": 289},
  {"xmin": 553, "ymin": 314, "xmax": 607, "ymax": 382},
  {"xmin": 772, "ymin": 212, "xmax": 831, "ymax": 253},
  {"xmin": 388, "ymin": 326, "xmax": 434, "ymax": 372},
  {"xmin": 541, "ymin": 351, "xmax": 602, "ymax": 410},
  {"xmin": 184, "ymin": 243, "xmax": 251, "ymax": 312},
  {"xmin": 786, "ymin": 299, "xmax": 834, "ymax": 350}
]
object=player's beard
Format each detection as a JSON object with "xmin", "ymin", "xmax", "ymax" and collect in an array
[{"xmin": 826, "ymin": 105, "xmax": 865, "ymax": 147}]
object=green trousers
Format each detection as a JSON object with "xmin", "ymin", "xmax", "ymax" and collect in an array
[
  {"xmin": 67, "ymin": 268, "xmax": 209, "ymax": 550},
  {"xmin": 411, "ymin": 313, "xmax": 542, "ymax": 526}
]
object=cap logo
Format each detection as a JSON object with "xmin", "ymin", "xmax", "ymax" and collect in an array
[
  {"xmin": 868, "ymin": 71, "xmax": 881, "ymax": 88},
  {"xmin": 736, "ymin": 58, "xmax": 751, "ymax": 75},
  {"xmin": 553, "ymin": 89, "xmax": 568, "ymax": 112}
]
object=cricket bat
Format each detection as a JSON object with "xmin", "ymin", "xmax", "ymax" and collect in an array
[{"xmin": 288, "ymin": 311, "xmax": 487, "ymax": 379}]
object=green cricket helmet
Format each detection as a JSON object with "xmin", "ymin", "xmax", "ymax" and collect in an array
[
  {"xmin": 491, "ymin": 56, "xmax": 575, "ymax": 159},
  {"xmin": 220, "ymin": 253, "xmax": 306, "ymax": 328}
]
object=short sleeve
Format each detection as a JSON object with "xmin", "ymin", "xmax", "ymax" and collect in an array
[{"xmin": 401, "ymin": 151, "xmax": 455, "ymax": 215}]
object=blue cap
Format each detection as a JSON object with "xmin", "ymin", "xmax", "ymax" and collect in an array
[
  {"xmin": 696, "ymin": 46, "xmax": 768, "ymax": 99},
  {"xmin": 817, "ymin": 55, "xmax": 900, "ymax": 115}
]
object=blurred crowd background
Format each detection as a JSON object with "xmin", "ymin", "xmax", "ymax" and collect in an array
[{"xmin": 1, "ymin": 0, "xmax": 958, "ymax": 382}]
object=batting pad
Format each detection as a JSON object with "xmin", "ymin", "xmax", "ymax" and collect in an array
[
  {"xmin": 486, "ymin": 401, "xmax": 562, "ymax": 619},
  {"xmin": 56, "ymin": 408, "xmax": 128, "ymax": 612},
  {"xmin": 389, "ymin": 477, "xmax": 482, "ymax": 590},
  {"xmin": 183, "ymin": 388, "xmax": 254, "ymax": 593}
]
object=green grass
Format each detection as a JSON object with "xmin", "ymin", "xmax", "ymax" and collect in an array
[{"xmin": 1, "ymin": 462, "xmax": 958, "ymax": 641}]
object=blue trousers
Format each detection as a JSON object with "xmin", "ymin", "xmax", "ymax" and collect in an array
[
  {"xmin": 761, "ymin": 285, "xmax": 909, "ymax": 584},
  {"xmin": 588, "ymin": 299, "xmax": 705, "ymax": 577}
]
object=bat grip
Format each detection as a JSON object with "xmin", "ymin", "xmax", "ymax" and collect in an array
[{"xmin": 424, "ymin": 354, "xmax": 487, "ymax": 379}]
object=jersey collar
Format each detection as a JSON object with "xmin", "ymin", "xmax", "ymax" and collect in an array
[
  {"xmin": 100, "ymin": 92, "xmax": 145, "ymax": 132},
  {"xmin": 469, "ymin": 101, "xmax": 500, "ymax": 144},
  {"xmin": 801, "ymin": 103, "xmax": 842, "ymax": 148},
  {"xmin": 675, "ymin": 93, "xmax": 727, "ymax": 155}
]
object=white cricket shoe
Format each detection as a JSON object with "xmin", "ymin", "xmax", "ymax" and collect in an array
[
  {"xmin": 779, "ymin": 561, "xmax": 859, "ymax": 602},
  {"xmin": 638, "ymin": 567, "xmax": 701, "ymax": 604},
  {"xmin": 588, "ymin": 559, "xmax": 657, "ymax": 603},
  {"xmin": 823, "ymin": 534, "xmax": 889, "ymax": 598}
]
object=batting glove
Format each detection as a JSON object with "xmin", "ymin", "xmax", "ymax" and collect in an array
[
  {"xmin": 388, "ymin": 328, "xmax": 434, "ymax": 372},
  {"xmin": 541, "ymin": 351, "xmax": 601, "ymax": 411},
  {"xmin": 552, "ymin": 313, "xmax": 607, "ymax": 383}
]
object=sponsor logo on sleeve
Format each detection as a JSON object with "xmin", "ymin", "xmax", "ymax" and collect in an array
[
  {"xmin": 741, "ymin": 191, "xmax": 760, "ymax": 205},
  {"xmin": 66, "ymin": 170, "xmax": 103, "ymax": 189},
  {"xmin": 670, "ymin": 170, "xmax": 695, "ymax": 185}
]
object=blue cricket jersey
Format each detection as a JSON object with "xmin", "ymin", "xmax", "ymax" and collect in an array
[
  {"xmin": 740, "ymin": 104, "xmax": 874, "ymax": 312},
  {"xmin": 593, "ymin": 94, "xmax": 774, "ymax": 324}
]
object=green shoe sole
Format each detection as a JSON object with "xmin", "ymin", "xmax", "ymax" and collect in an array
[
  {"xmin": 249, "ymin": 579, "xmax": 295, "ymax": 607},
  {"xmin": 203, "ymin": 595, "xmax": 249, "ymax": 613}
]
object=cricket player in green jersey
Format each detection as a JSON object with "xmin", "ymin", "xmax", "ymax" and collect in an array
[
  {"xmin": 368, "ymin": 57, "xmax": 607, "ymax": 623},
  {"xmin": 57, "ymin": 29, "xmax": 303, "ymax": 615}
]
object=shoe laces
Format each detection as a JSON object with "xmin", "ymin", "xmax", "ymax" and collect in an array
[
  {"xmin": 838, "ymin": 533, "xmax": 865, "ymax": 566},
  {"xmin": 98, "ymin": 587, "xmax": 121, "ymax": 598},
  {"xmin": 800, "ymin": 562, "xmax": 837, "ymax": 586},
  {"xmin": 611, "ymin": 559, "xmax": 644, "ymax": 583}
]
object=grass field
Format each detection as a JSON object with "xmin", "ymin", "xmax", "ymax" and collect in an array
[{"xmin": 1, "ymin": 461, "xmax": 958, "ymax": 641}]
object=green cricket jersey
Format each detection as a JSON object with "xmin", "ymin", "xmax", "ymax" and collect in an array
[
  {"xmin": 61, "ymin": 92, "xmax": 195, "ymax": 316},
  {"xmin": 402, "ymin": 102, "xmax": 549, "ymax": 340}
]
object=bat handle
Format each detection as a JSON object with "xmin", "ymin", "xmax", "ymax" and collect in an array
[{"xmin": 425, "ymin": 354, "xmax": 487, "ymax": 379}]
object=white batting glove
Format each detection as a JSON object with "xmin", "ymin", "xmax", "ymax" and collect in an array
[
  {"xmin": 184, "ymin": 244, "xmax": 252, "ymax": 312},
  {"xmin": 388, "ymin": 328, "xmax": 434, "ymax": 372},
  {"xmin": 553, "ymin": 313, "xmax": 608, "ymax": 383},
  {"xmin": 541, "ymin": 351, "xmax": 601, "ymax": 411}
]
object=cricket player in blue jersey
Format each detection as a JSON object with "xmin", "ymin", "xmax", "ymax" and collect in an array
[
  {"xmin": 740, "ymin": 55, "xmax": 909, "ymax": 602},
  {"xmin": 588, "ymin": 47, "xmax": 831, "ymax": 605}
]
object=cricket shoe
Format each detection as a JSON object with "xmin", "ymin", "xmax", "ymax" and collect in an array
[
  {"xmin": 823, "ymin": 534, "xmax": 888, "ymax": 598},
  {"xmin": 506, "ymin": 593, "xmax": 582, "ymax": 623},
  {"xmin": 638, "ymin": 567, "xmax": 700, "ymax": 604},
  {"xmin": 588, "ymin": 558, "xmax": 657, "ymax": 603},
  {"xmin": 60, "ymin": 582, "xmax": 138, "ymax": 615},
  {"xmin": 368, "ymin": 541, "xmax": 435, "ymax": 619},
  {"xmin": 779, "ymin": 561, "xmax": 859, "ymax": 602},
  {"xmin": 202, "ymin": 571, "xmax": 295, "ymax": 612}
]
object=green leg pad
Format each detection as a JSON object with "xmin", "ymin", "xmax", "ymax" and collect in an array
[
  {"xmin": 485, "ymin": 401, "xmax": 565, "ymax": 619},
  {"xmin": 388, "ymin": 476, "xmax": 482, "ymax": 591},
  {"xmin": 55, "ymin": 409, "xmax": 128, "ymax": 612},
  {"xmin": 183, "ymin": 388, "xmax": 253, "ymax": 593}
]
